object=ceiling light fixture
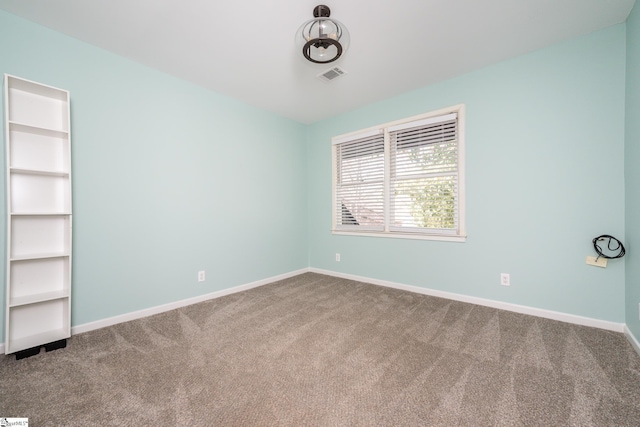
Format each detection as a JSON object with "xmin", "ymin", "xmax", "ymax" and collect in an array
[{"xmin": 296, "ymin": 5, "xmax": 350, "ymax": 64}]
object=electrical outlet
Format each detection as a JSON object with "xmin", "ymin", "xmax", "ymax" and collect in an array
[
  {"xmin": 586, "ymin": 256, "xmax": 607, "ymax": 268},
  {"xmin": 500, "ymin": 273, "xmax": 510, "ymax": 286},
  {"xmin": 198, "ymin": 271, "xmax": 205, "ymax": 282},
  {"xmin": 335, "ymin": 253, "xmax": 341, "ymax": 262}
]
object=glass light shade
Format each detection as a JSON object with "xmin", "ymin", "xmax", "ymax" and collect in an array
[{"xmin": 295, "ymin": 17, "xmax": 350, "ymax": 64}]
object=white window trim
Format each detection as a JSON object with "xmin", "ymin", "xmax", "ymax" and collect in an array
[{"xmin": 331, "ymin": 104, "xmax": 466, "ymax": 242}]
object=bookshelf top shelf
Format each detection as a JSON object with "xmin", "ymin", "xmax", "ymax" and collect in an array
[{"xmin": 6, "ymin": 74, "xmax": 68, "ymax": 101}]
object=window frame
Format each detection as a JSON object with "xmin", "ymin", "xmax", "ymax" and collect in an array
[{"xmin": 331, "ymin": 104, "xmax": 466, "ymax": 242}]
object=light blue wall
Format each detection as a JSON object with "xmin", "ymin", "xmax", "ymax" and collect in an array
[
  {"xmin": 626, "ymin": 3, "xmax": 640, "ymax": 340},
  {"xmin": 307, "ymin": 25, "xmax": 627, "ymax": 322},
  {"xmin": 0, "ymin": 10, "xmax": 308, "ymax": 339}
]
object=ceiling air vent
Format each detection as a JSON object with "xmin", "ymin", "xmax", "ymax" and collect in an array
[{"xmin": 316, "ymin": 66, "xmax": 347, "ymax": 83}]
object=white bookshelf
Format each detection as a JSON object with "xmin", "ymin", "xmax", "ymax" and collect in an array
[{"xmin": 4, "ymin": 74, "xmax": 72, "ymax": 357}]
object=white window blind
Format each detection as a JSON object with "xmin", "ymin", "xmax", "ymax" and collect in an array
[
  {"xmin": 389, "ymin": 113, "xmax": 459, "ymax": 234},
  {"xmin": 335, "ymin": 131, "xmax": 385, "ymax": 231},
  {"xmin": 332, "ymin": 106, "xmax": 465, "ymax": 240}
]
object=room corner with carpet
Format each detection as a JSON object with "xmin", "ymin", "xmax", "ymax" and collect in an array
[{"xmin": 1, "ymin": 273, "xmax": 640, "ymax": 426}]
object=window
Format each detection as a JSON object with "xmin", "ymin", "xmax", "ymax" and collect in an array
[{"xmin": 332, "ymin": 105, "xmax": 465, "ymax": 241}]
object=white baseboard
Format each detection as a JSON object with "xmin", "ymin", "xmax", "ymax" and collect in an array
[
  {"xmin": 4, "ymin": 267, "xmax": 630, "ymax": 356},
  {"xmin": 70, "ymin": 268, "xmax": 308, "ymax": 336},
  {"xmin": 625, "ymin": 325, "xmax": 640, "ymax": 357},
  {"xmin": 309, "ymin": 268, "xmax": 626, "ymax": 333}
]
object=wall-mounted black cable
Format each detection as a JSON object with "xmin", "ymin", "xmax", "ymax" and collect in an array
[{"xmin": 592, "ymin": 235, "xmax": 626, "ymax": 261}]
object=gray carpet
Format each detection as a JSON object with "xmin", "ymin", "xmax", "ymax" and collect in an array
[{"xmin": 1, "ymin": 272, "xmax": 640, "ymax": 426}]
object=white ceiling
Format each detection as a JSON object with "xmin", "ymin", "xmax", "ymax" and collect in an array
[{"xmin": 0, "ymin": 0, "xmax": 635, "ymax": 124}]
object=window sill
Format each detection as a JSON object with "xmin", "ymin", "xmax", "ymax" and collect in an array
[{"xmin": 331, "ymin": 230, "xmax": 467, "ymax": 242}]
